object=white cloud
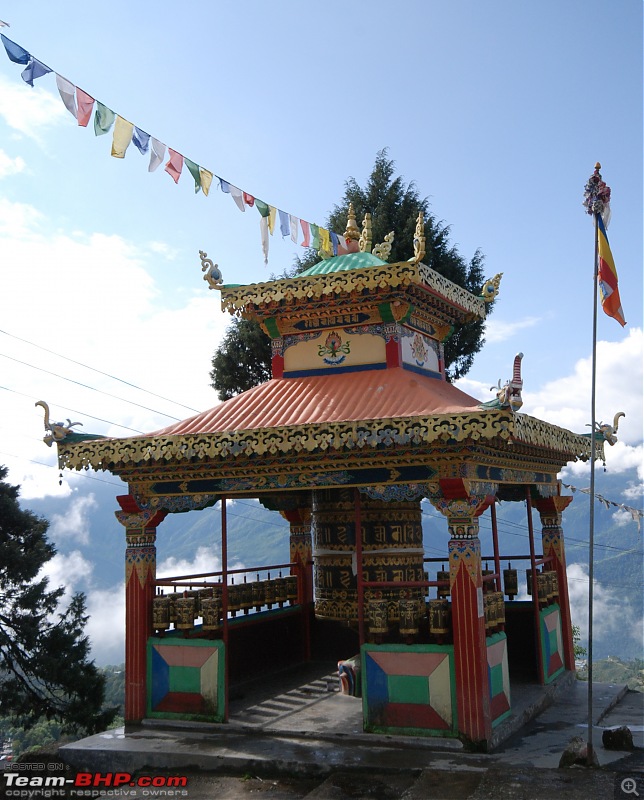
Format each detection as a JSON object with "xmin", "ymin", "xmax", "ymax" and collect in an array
[
  {"xmin": 484, "ymin": 316, "xmax": 540, "ymax": 344},
  {"xmin": 157, "ymin": 545, "xmax": 223, "ymax": 578},
  {"xmin": 0, "ymin": 74, "xmax": 66, "ymax": 142},
  {"xmin": 0, "ymin": 148, "xmax": 25, "ymax": 177},
  {"xmin": 566, "ymin": 562, "xmax": 643, "ymax": 655},
  {"xmin": 524, "ymin": 328, "xmax": 643, "ymax": 446},
  {"xmin": 40, "ymin": 549, "xmax": 94, "ymax": 599},
  {"xmin": 49, "ymin": 493, "xmax": 98, "ymax": 544},
  {"xmin": 85, "ymin": 586, "xmax": 125, "ymax": 666}
]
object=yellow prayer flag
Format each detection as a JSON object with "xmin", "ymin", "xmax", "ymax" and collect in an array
[
  {"xmin": 111, "ymin": 116, "xmax": 133, "ymax": 158},
  {"xmin": 200, "ymin": 168, "xmax": 213, "ymax": 197},
  {"xmin": 320, "ymin": 227, "xmax": 331, "ymax": 254},
  {"xmin": 268, "ymin": 205, "xmax": 277, "ymax": 235}
]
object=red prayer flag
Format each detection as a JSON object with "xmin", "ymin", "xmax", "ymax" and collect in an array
[
  {"xmin": 76, "ymin": 87, "xmax": 95, "ymax": 127},
  {"xmin": 165, "ymin": 149, "xmax": 184, "ymax": 184}
]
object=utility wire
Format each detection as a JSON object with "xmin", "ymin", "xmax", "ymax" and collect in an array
[
  {"xmin": 0, "ymin": 351, "xmax": 182, "ymax": 421},
  {"xmin": 1, "ymin": 386, "xmax": 145, "ymax": 435},
  {"xmin": 0, "ymin": 328, "xmax": 200, "ymax": 414}
]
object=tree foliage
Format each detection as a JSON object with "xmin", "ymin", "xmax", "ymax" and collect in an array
[
  {"xmin": 210, "ymin": 150, "xmax": 491, "ymax": 398},
  {"xmin": 0, "ymin": 466, "xmax": 115, "ymax": 733}
]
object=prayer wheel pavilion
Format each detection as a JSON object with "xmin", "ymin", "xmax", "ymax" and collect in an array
[{"xmin": 47, "ymin": 208, "xmax": 599, "ymax": 749}]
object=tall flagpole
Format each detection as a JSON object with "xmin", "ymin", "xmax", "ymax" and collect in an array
[
  {"xmin": 586, "ymin": 208, "xmax": 599, "ymax": 765},
  {"xmin": 582, "ymin": 161, "xmax": 611, "ymax": 766}
]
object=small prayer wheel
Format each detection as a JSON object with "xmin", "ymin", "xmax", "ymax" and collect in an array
[
  {"xmin": 274, "ymin": 576, "xmax": 288, "ymax": 605},
  {"xmin": 492, "ymin": 591, "xmax": 505, "ymax": 628},
  {"xmin": 263, "ymin": 579, "xmax": 276, "ymax": 608},
  {"xmin": 428, "ymin": 599, "xmax": 450, "ymax": 636},
  {"xmin": 201, "ymin": 597, "xmax": 221, "ymax": 631},
  {"xmin": 436, "ymin": 566, "xmax": 450, "ymax": 599},
  {"xmin": 483, "ymin": 593, "xmax": 494, "ymax": 631},
  {"xmin": 152, "ymin": 595, "xmax": 170, "ymax": 631},
  {"xmin": 398, "ymin": 598, "xmax": 420, "ymax": 636},
  {"xmin": 240, "ymin": 579, "xmax": 254, "ymax": 613},
  {"xmin": 548, "ymin": 570, "xmax": 559, "ymax": 602},
  {"xmin": 536, "ymin": 573, "xmax": 549, "ymax": 607},
  {"xmin": 503, "ymin": 562, "xmax": 518, "ymax": 600},
  {"xmin": 227, "ymin": 582, "xmax": 242, "ymax": 614},
  {"xmin": 198, "ymin": 587, "xmax": 213, "ymax": 614},
  {"xmin": 168, "ymin": 593, "xmax": 180, "ymax": 624},
  {"xmin": 285, "ymin": 575, "xmax": 298, "ymax": 604},
  {"xmin": 367, "ymin": 599, "xmax": 389, "ymax": 635},
  {"xmin": 252, "ymin": 580, "xmax": 265, "ymax": 611},
  {"xmin": 175, "ymin": 596, "xmax": 196, "ymax": 630}
]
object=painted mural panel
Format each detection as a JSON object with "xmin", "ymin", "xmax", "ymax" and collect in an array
[
  {"xmin": 147, "ymin": 636, "xmax": 225, "ymax": 721},
  {"xmin": 283, "ymin": 328, "xmax": 385, "ymax": 375},
  {"xmin": 362, "ymin": 644, "xmax": 457, "ymax": 736},
  {"xmin": 540, "ymin": 604, "xmax": 565, "ymax": 683},
  {"xmin": 486, "ymin": 632, "xmax": 511, "ymax": 726},
  {"xmin": 401, "ymin": 327, "xmax": 440, "ymax": 377}
]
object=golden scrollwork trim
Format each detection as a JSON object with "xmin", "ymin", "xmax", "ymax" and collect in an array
[
  {"xmin": 55, "ymin": 411, "xmax": 596, "ymax": 474},
  {"xmin": 219, "ymin": 261, "xmax": 486, "ymax": 321}
]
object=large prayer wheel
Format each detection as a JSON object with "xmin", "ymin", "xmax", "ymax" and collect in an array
[{"xmin": 312, "ymin": 489, "xmax": 425, "ymax": 623}]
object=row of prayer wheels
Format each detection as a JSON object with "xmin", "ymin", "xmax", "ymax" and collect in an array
[
  {"xmin": 434, "ymin": 563, "xmax": 557, "ymax": 605},
  {"xmin": 152, "ymin": 574, "xmax": 298, "ymax": 633},
  {"xmin": 526, "ymin": 569, "xmax": 559, "ymax": 607},
  {"xmin": 483, "ymin": 591, "xmax": 506, "ymax": 632},
  {"xmin": 367, "ymin": 597, "xmax": 426, "ymax": 637}
]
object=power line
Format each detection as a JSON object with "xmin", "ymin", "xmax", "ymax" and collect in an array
[
  {"xmin": 0, "ymin": 328, "xmax": 201, "ymax": 414},
  {"xmin": 1, "ymin": 385, "xmax": 145, "ymax": 435},
  {"xmin": 0, "ymin": 351, "xmax": 183, "ymax": 421}
]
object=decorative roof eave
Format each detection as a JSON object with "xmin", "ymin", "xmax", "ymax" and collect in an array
[
  {"xmin": 55, "ymin": 410, "xmax": 598, "ymax": 474},
  {"xmin": 219, "ymin": 261, "xmax": 486, "ymax": 323}
]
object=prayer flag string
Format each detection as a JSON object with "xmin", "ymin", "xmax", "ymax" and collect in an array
[{"xmin": 1, "ymin": 33, "xmax": 347, "ymax": 264}]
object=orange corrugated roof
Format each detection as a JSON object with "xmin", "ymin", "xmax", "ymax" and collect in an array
[{"xmin": 151, "ymin": 368, "xmax": 482, "ymax": 437}]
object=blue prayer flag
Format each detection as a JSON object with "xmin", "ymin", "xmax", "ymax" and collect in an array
[
  {"xmin": 21, "ymin": 57, "xmax": 52, "ymax": 86},
  {"xmin": 1, "ymin": 34, "xmax": 29, "ymax": 64},
  {"xmin": 331, "ymin": 232, "xmax": 339, "ymax": 256},
  {"xmin": 279, "ymin": 210, "xmax": 290, "ymax": 237},
  {"xmin": 132, "ymin": 127, "xmax": 150, "ymax": 155}
]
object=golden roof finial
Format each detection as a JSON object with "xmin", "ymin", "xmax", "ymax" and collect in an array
[
  {"xmin": 344, "ymin": 202, "xmax": 361, "ymax": 241},
  {"xmin": 359, "ymin": 212, "xmax": 372, "ymax": 253},
  {"xmin": 411, "ymin": 211, "xmax": 425, "ymax": 264},
  {"xmin": 372, "ymin": 231, "xmax": 394, "ymax": 262}
]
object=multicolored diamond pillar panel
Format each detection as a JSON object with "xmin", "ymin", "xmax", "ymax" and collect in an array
[
  {"xmin": 486, "ymin": 632, "xmax": 511, "ymax": 726},
  {"xmin": 362, "ymin": 644, "xmax": 457, "ymax": 736},
  {"xmin": 540, "ymin": 605, "xmax": 565, "ymax": 683},
  {"xmin": 147, "ymin": 637, "xmax": 225, "ymax": 721}
]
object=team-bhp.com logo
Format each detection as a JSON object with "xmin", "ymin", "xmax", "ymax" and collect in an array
[{"xmin": 3, "ymin": 771, "xmax": 189, "ymax": 797}]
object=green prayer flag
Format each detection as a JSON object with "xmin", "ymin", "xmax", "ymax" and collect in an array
[
  {"xmin": 255, "ymin": 199, "xmax": 270, "ymax": 217},
  {"xmin": 184, "ymin": 158, "xmax": 202, "ymax": 193},
  {"xmin": 94, "ymin": 102, "xmax": 115, "ymax": 136},
  {"xmin": 310, "ymin": 223, "xmax": 320, "ymax": 250}
]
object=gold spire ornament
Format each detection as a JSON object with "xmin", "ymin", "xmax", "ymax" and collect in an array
[
  {"xmin": 372, "ymin": 231, "xmax": 394, "ymax": 262},
  {"xmin": 344, "ymin": 202, "xmax": 361, "ymax": 241},
  {"xmin": 199, "ymin": 250, "xmax": 223, "ymax": 289},
  {"xmin": 480, "ymin": 273, "xmax": 503, "ymax": 303},
  {"xmin": 358, "ymin": 213, "xmax": 372, "ymax": 253},
  {"xmin": 411, "ymin": 212, "xmax": 425, "ymax": 264}
]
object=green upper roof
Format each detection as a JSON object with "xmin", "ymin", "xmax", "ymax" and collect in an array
[{"xmin": 298, "ymin": 251, "xmax": 387, "ymax": 276}]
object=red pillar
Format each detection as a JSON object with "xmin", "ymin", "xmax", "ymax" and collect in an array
[
  {"xmin": 534, "ymin": 495, "xmax": 575, "ymax": 671},
  {"xmin": 431, "ymin": 482, "xmax": 495, "ymax": 745},
  {"xmin": 116, "ymin": 496, "xmax": 167, "ymax": 725}
]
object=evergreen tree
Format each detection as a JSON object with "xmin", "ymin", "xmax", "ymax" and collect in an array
[
  {"xmin": 210, "ymin": 150, "xmax": 491, "ymax": 397},
  {"xmin": 0, "ymin": 466, "xmax": 115, "ymax": 733}
]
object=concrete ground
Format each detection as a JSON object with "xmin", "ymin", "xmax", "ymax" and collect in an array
[{"xmin": 9, "ymin": 664, "xmax": 644, "ymax": 799}]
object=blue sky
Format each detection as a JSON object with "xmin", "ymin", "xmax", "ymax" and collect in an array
[
  {"xmin": 1, "ymin": 0, "xmax": 641, "ymax": 487},
  {"xmin": 0, "ymin": 1, "xmax": 641, "ymax": 663}
]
